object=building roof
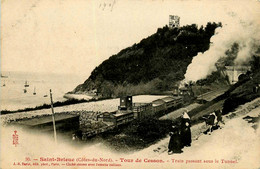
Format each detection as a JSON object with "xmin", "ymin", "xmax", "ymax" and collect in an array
[
  {"xmin": 152, "ymin": 99, "xmax": 165, "ymax": 104},
  {"xmin": 15, "ymin": 114, "xmax": 79, "ymax": 126},
  {"xmin": 161, "ymin": 96, "xmax": 175, "ymax": 102},
  {"xmin": 152, "ymin": 103, "xmax": 164, "ymax": 107},
  {"xmin": 114, "ymin": 111, "xmax": 133, "ymax": 117},
  {"xmin": 132, "ymin": 102, "xmax": 150, "ymax": 107},
  {"xmin": 179, "ymin": 87, "xmax": 189, "ymax": 91}
]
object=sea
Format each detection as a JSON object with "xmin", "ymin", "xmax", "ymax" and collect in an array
[{"xmin": 0, "ymin": 71, "xmax": 86, "ymax": 111}]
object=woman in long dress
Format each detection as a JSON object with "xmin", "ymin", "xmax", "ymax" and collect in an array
[
  {"xmin": 180, "ymin": 112, "xmax": 192, "ymax": 147},
  {"xmin": 168, "ymin": 125, "xmax": 183, "ymax": 154}
]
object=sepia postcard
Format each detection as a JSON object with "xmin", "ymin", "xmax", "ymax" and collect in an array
[{"xmin": 1, "ymin": 0, "xmax": 260, "ymax": 168}]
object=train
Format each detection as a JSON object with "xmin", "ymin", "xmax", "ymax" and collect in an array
[{"xmin": 79, "ymin": 85, "xmax": 195, "ymax": 140}]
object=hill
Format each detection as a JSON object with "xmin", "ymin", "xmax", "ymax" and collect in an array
[{"xmin": 72, "ymin": 22, "xmax": 222, "ymax": 97}]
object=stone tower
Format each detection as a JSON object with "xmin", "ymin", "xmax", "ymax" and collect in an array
[{"xmin": 169, "ymin": 15, "xmax": 180, "ymax": 28}]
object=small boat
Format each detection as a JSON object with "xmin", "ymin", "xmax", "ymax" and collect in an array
[
  {"xmin": 24, "ymin": 88, "xmax": 27, "ymax": 93},
  {"xmin": 2, "ymin": 80, "xmax": 6, "ymax": 87},
  {"xmin": 33, "ymin": 87, "xmax": 36, "ymax": 95},
  {"xmin": 1, "ymin": 73, "xmax": 8, "ymax": 78},
  {"xmin": 43, "ymin": 94, "xmax": 48, "ymax": 97},
  {"xmin": 24, "ymin": 81, "xmax": 29, "ymax": 87}
]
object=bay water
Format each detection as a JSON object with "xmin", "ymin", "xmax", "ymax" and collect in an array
[{"xmin": 0, "ymin": 71, "xmax": 86, "ymax": 111}]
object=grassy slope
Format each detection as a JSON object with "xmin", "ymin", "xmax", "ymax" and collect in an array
[{"xmin": 73, "ymin": 23, "xmax": 221, "ymax": 97}]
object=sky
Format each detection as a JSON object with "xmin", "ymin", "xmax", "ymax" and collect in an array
[{"xmin": 1, "ymin": 0, "xmax": 260, "ymax": 78}]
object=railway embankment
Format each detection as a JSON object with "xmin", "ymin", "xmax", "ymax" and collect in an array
[{"xmin": 150, "ymin": 96, "xmax": 260, "ymax": 155}]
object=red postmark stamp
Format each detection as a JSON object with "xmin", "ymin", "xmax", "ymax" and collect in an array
[{"xmin": 12, "ymin": 130, "xmax": 19, "ymax": 147}]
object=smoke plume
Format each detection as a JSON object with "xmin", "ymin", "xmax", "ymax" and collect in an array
[{"xmin": 184, "ymin": 9, "xmax": 260, "ymax": 83}]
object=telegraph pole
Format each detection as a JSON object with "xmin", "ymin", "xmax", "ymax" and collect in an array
[{"xmin": 50, "ymin": 89, "xmax": 57, "ymax": 143}]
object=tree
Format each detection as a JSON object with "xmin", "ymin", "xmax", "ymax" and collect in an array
[{"xmin": 100, "ymin": 81, "xmax": 115, "ymax": 98}]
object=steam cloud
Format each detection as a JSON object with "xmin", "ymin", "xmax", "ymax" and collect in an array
[{"xmin": 184, "ymin": 10, "xmax": 260, "ymax": 83}]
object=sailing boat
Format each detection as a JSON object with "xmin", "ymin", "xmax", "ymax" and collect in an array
[
  {"xmin": 24, "ymin": 81, "xmax": 29, "ymax": 87},
  {"xmin": 1, "ymin": 73, "xmax": 8, "ymax": 78},
  {"xmin": 33, "ymin": 87, "xmax": 36, "ymax": 95}
]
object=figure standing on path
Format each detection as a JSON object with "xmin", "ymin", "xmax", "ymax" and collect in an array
[
  {"xmin": 215, "ymin": 109, "xmax": 225, "ymax": 127},
  {"xmin": 180, "ymin": 111, "xmax": 192, "ymax": 147},
  {"xmin": 168, "ymin": 125, "xmax": 183, "ymax": 154}
]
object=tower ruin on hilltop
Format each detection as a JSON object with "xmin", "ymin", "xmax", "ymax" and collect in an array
[{"xmin": 169, "ymin": 15, "xmax": 180, "ymax": 28}]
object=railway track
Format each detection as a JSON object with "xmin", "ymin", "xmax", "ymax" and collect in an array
[{"xmin": 159, "ymin": 88, "xmax": 227, "ymax": 121}]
